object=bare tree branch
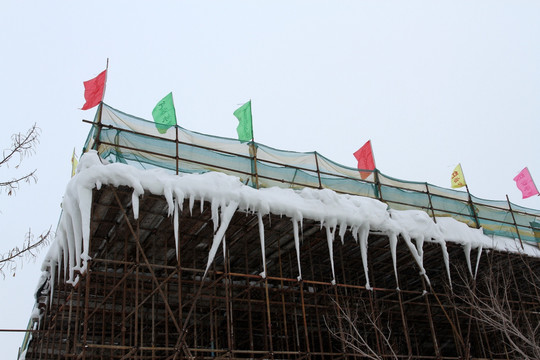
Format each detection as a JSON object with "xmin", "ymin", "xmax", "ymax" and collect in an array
[
  {"xmin": 0, "ymin": 124, "xmax": 51, "ymax": 277},
  {"xmin": 0, "ymin": 227, "xmax": 52, "ymax": 278},
  {"xmin": 324, "ymin": 298, "xmax": 398, "ymax": 360},
  {"xmin": 0, "ymin": 124, "xmax": 40, "ymax": 196},
  {"xmin": 454, "ymin": 256, "xmax": 540, "ymax": 360}
]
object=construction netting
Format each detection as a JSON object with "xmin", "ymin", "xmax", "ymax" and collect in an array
[{"xmin": 84, "ymin": 103, "xmax": 540, "ymax": 245}]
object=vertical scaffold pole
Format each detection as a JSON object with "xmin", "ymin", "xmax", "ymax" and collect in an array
[
  {"xmin": 506, "ymin": 195, "xmax": 525, "ymax": 250},
  {"xmin": 224, "ymin": 241, "xmax": 234, "ymax": 355},
  {"xmin": 367, "ymin": 260, "xmax": 384, "ymax": 356},
  {"xmin": 82, "ymin": 260, "xmax": 92, "ymax": 360},
  {"xmin": 426, "ymin": 183, "xmax": 437, "ymax": 223},
  {"xmin": 421, "ymin": 276, "xmax": 441, "ymax": 357},
  {"xmin": 277, "ymin": 237, "xmax": 291, "ymax": 357},
  {"xmin": 299, "ymin": 279, "xmax": 311, "ymax": 355},
  {"xmin": 175, "ymin": 126, "xmax": 179, "ymax": 175},
  {"xmin": 243, "ymin": 240, "xmax": 255, "ymax": 355},
  {"xmin": 249, "ymin": 142, "xmax": 260, "ymax": 189},
  {"xmin": 92, "ymin": 103, "xmax": 104, "ymax": 153},
  {"xmin": 249, "ymin": 101, "xmax": 259, "ymax": 189},
  {"xmin": 314, "ymin": 152, "xmax": 323, "ymax": 189},
  {"xmin": 65, "ymin": 286, "xmax": 75, "ymax": 356},
  {"xmin": 91, "ymin": 59, "xmax": 108, "ymax": 155},
  {"xmin": 374, "ymin": 170, "xmax": 384, "ymax": 202},
  {"xmin": 465, "ymin": 184, "xmax": 481, "ymax": 229}
]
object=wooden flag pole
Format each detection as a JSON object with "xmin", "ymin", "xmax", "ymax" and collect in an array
[
  {"xmin": 426, "ymin": 182, "xmax": 437, "ymax": 223},
  {"xmin": 458, "ymin": 164, "xmax": 481, "ymax": 231},
  {"xmin": 454, "ymin": 163, "xmax": 481, "ymax": 229},
  {"xmin": 506, "ymin": 194, "xmax": 525, "ymax": 250},
  {"xmin": 249, "ymin": 100, "xmax": 259, "ymax": 189},
  {"xmin": 102, "ymin": 58, "xmax": 109, "ymax": 101},
  {"xmin": 370, "ymin": 141, "xmax": 383, "ymax": 202},
  {"xmin": 175, "ymin": 126, "xmax": 179, "ymax": 175},
  {"xmin": 92, "ymin": 59, "xmax": 109, "ymax": 153},
  {"xmin": 464, "ymin": 184, "xmax": 480, "ymax": 229}
]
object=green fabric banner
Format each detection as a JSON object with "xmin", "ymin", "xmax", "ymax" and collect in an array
[
  {"xmin": 152, "ymin": 92, "xmax": 177, "ymax": 134},
  {"xmin": 233, "ymin": 100, "xmax": 253, "ymax": 142}
]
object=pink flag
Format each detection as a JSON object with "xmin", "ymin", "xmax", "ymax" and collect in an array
[
  {"xmin": 513, "ymin": 167, "xmax": 539, "ymax": 199},
  {"xmin": 353, "ymin": 140, "xmax": 375, "ymax": 180}
]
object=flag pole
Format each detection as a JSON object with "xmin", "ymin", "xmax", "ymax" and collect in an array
[
  {"xmin": 453, "ymin": 163, "xmax": 480, "ymax": 228},
  {"xmin": 92, "ymin": 59, "xmax": 109, "ymax": 153},
  {"xmin": 506, "ymin": 194, "xmax": 525, "ymax": 250},
  {"xmin": 370, "ymin": 141, "xmax": 383, "ymax": 202},
  {"xmin": 175, "ymin": 126, "xmax": 179, "ymax": 175},
  {"xmin": 249, "ymin": 100, "xmax": 259, "ymax": 189},
  {"xmin": 102, "ymin": 58, "xmax": 109, "ymax": 102},
  {"xmin": 464, "ymin": 184, "xmax": 480, "ymax": 229}
]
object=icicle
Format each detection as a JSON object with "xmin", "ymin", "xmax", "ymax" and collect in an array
[
  {"xmin": 402, "ymin": 234, "xmax": 424, "ymax": 274},
  {"xmin": 388, "ymin": 232, "xmax": 399, "ymax": 290},
  {"xmin": 463, "ymin": 243, "xmax": 473, "ymax": 276},
  {"xmin": 402, "ymin": 234, "xmax": 430, "ymax": 285},
  {"xmin": 173, "ymin": 189, "xmax": 185, "ymax": 212},
  {"xmin": 132, "ymin": 192, "xmax": 140, "ymax": 219},
  {"xmin": 325, "ymin": 225, "xmax": 336, "ymax": 285},
  {"xmin": 62, "ymin": 200, "xmax": 81, "ymax": 273},
  {"xmin": 200, "ymin": 196, "xmax": 205, "ymax": 213},
  {"xmin": 77, "ymin": 186, "xmax": 93, "ymax": 264},
  {"xmin": 49, "ymin": 266, "xmax": 56, "ymax": 308},
  {"xmin": 57, "ymin": 227, "xmax": 69, "ymax": 282},
  {"xmin": 204, "ymin": 201, "xmax": 238, "ymax": 276},
  {"xmin": 63, "ymin": 212, "xmax": 77, "ymax": 282},
  {"xmin": 222, "ymin": 235, "xmax": 227, "ymax": 258},
  {"xmin": 189, "ymin": 195, "xmax": 195, "ymax": 216},
  {"xmin": 258, "ymin": 213, "xmax": 267, "ymax": 278},
  {"xmin": 211, "ymin": 201, "xmax": 220, "ymax": 232},
  {"xmin": 292, "ymin": 219, "xmax": 303, "ymax": 281},
  {"xmin": 56, "ymin": 249, "xmax": 62, "ymax": 284},
  {"xmin": 164, "ymin": 186, "xmax": 174, "ymax": 216},
  {"xmin": 174, "ymin": 198, "xmax": 180, "ymax": 260},
  {"xmin": 338, "ymin": 222, "xmax": 347, "ymax": 245},
  {"xmin": 415, "ymin": 236, "xmax": 425, "ymax": 263},
  {"xmin": 436, "ymin": 238, "xmax": 452, "ymax": 288},
  {"xmin": 351, "ymin": 225, "xmax": 359, "ymax": 243},
  {"xmin": 474, "ymin": 245, "xmax": 483, "ymax": 280},
  {"xmin": 358, "ymin": 225, "xmax": 371, "ymax": 290}
]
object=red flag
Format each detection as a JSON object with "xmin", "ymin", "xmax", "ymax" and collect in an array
[
  {"xmin": 513, "ymin": 167, "xmax": 539, "ymax": 199},
  {"xmin": 81, "ymin": 70, "xmax": 107, "ymax": 110},
  {"xmin": 353, "ymin": 140, "xmax": 376, "ymax": 180}
]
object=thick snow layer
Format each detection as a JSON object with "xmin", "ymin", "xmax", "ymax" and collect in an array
[{"xmin": 41, "ymin": 151, "xmax": 540, "ymax": 293}]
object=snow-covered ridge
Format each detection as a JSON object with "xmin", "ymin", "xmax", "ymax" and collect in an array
[{"xmin": 41, "ymin": 151, "xmax": 540, "ymax": 295}]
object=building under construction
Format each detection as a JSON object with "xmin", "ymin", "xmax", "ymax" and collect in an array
[{"xmin": 19, "ymin": 104, "xmax": 540, "ymax": 359}]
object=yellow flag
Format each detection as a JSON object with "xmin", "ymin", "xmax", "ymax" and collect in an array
[
  {"xmin": 71, "ymin": 148, "xmax": 78, "ymax": 177},
  {"xmin": 451, "ymin": 163, "xmax": 467, "ymax": 189}
]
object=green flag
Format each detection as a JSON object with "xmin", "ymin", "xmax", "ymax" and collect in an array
[
  {"xmin": 233, "ymin": 100, "xmax": 253, "ymax": 141},
  {"xmin": 152, "ymin": 92, "xmax": 177, "ymax": 134}
]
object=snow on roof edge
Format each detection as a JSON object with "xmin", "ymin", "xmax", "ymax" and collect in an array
[
  {"xmin": 21, "ymin": 150, "xmax": 538, "ymax": 354},
  {"xmin": 37, "ymin": 150, "xmax": 540, "ymax": 299}
]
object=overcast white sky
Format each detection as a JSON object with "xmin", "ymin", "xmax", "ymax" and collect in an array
[{"xmin": 1, "ymin": 1, "xmax": 540, "ymax": 357}]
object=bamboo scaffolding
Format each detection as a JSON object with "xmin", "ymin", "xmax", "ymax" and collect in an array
[{"xmin": 20, "ymin": 184, "xmax": 540, "ymax": 360}]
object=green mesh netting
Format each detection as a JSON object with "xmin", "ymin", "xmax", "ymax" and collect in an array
[{"xmin": 83, "ymin": 103, "xmax": 540, "ymax": 245}]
